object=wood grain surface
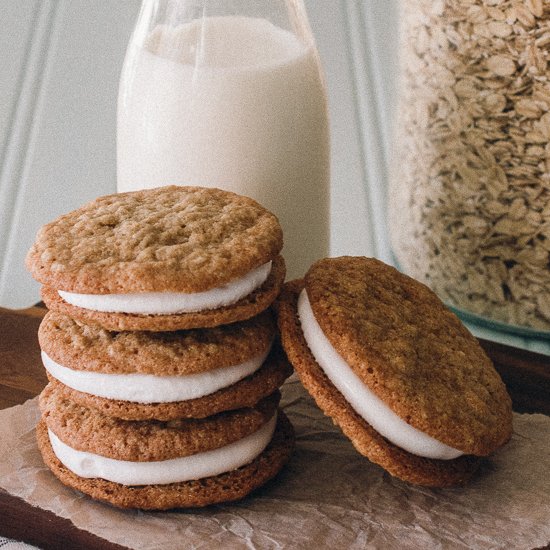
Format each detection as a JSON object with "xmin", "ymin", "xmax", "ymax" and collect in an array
[{"xmin": 0, "ymin": 305, "xmax": 548, "ymax": 549}]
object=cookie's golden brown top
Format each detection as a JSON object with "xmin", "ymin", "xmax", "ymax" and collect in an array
[
  {"xmin": 26, "ymin": 186, "xmax": 283, "ymax": 293},
  {"xmin": 298, "ymin": 257, "xmax": 512, "ymax": 456},
  {"xmin": 39, "ymin": 310, "xmax": 276, "ymax": 376}
]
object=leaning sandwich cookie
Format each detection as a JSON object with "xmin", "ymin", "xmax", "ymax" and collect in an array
[
  {"xmin": 38, "ymin": 385, "xmax": 294, "ymax": 509},
  {"xmin": 26, "ymin": 186, "xmax": 286, "ymax": 331},
  {"xmin": 276, "ymin": 257, "xmax": 513, "ymax": 487}
]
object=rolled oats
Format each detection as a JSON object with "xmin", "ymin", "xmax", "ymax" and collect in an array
[{"xmin": 390, "ymin": 0, "xmax": 550, "ymax": 332}]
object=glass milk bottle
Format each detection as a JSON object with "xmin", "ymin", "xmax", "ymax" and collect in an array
[{"xmin": 117, "ymin": 0, "xmax": 330, "ymax": 280}]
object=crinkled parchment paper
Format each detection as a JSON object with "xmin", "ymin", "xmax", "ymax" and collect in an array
[{"xmin": 1, "ymin": 376, "xmax": 549, "ymax": 550}]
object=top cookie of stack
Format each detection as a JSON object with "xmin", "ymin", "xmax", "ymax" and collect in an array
[{"xmin": 27, "ymin": 185, "xmax": 286, "ymax": 331}]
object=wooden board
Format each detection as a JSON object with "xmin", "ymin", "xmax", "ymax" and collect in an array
[{"xmin": 0, "ymin": 305, "xmax": 548, "ymax": 549}]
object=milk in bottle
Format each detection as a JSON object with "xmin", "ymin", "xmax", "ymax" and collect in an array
[{"xmin": 117, "ymin": 9, "xmax": 330, "ymax": 279}]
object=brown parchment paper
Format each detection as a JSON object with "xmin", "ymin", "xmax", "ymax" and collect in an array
[{"xmin": 1, "ymin": 376, "xmax": 549, "ymax": 550}]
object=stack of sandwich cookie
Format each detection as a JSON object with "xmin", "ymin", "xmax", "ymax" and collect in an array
[
  {"xmin": 277, "ymin": 256, "xmax": 512, "ymax": 487},
  {"xmin": 27, "ymin": 186, "xmax": 294, "ymax": 509}
]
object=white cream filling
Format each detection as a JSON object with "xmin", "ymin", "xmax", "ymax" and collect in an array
[
  {"xmin": 297, "ymin": 290, "xmax": 463, "ymax": 460},
  {"xmin": 48, "ymin": 413, "xmax": 277, "ymax": 485},
  {"xmin": 41, "ymin": 345, "xmax": 270, "ymax": 403},
  {"xmin": 58, "ymin": 261, "xmax": 272, "ymax": 315}
]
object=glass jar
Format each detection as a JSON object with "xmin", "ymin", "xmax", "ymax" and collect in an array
[
  {"xmin": 117, "ymin": 0, "xmax": 330, "ymax": 280},
  {"xmin": 389, "ymin": 0, "xmax": 550, "ymax": 336}
]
